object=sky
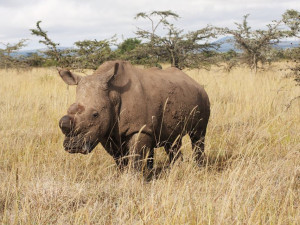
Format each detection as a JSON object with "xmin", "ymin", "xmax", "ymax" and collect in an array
[{"xmin": 0, "ymin": 0, "xmax": 299, "ymax": 50}]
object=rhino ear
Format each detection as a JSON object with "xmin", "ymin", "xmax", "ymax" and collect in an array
[
  {"xmin": 57, "ymin": 68, "xmax": 82, "ymax": 85},
  {"xmin": 103, "ymin": 63, "xmax": 119, "ymax": 84}
]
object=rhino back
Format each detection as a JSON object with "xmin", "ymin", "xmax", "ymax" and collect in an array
[{"xmin": 117, "ymin": 64, "xmax": 210, "ymax": 143}]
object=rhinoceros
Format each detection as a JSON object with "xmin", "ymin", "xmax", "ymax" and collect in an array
[{"xmin": 58, "ymin": 61, "xmax": 210, "ymax": 169}]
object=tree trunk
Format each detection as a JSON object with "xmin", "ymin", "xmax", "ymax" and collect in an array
[
  {"xmin": 170, "ymin": 51, "xmax": 176, "ymax": 67},
  {"xmin": 254, "ymin": 62, "xmax": 257, "ymax": 74},
  {"xmin": 174, "ymin": 56, "xmax": 179, "ymax": 69},
  {"xmin": 252, "ymin": 54, "xmax": 258, "ymax": 74},
  {"xmin": 170, "ymin": 53, "xmax": 180, "ymax": 69}
]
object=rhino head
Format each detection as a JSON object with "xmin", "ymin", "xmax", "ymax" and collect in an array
[{"xmin": 58, "ymin": 63, "xmax": 119, "ymax": 154}]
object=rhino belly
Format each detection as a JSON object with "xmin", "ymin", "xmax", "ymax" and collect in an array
[{"xmin": 154, "ymin": 95, "xmax": 207, "ymax": 145}]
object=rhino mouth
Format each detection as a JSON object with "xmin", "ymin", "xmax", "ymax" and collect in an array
[{"xmin": 63, "ymin": 136, "xmax": 96, "ymax": 154}]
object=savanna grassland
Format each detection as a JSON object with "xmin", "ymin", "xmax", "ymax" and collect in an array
[{"xmin": 0, "ymin": 64, "xmax": 299, "ymax": 224}]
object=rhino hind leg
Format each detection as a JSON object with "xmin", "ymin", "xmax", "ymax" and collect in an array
[
  {"xmin": 127, "ymin": 133, "xmax": 155, "ymax": 170},
  {"xmin": 147, "ymin": 148, "xmax": 154, "ymax": 170},
  {"xmin": 190, "ymin": 128, "xmax": 207, "ymax": 166},
  {"xmin": 164, "ymin": 137, "xmax": 183, "ymax": 164}
]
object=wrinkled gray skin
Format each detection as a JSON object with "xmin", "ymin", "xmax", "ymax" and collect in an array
[{"xmin": 58, "ymin": 61, "xmax": 210, "ymax": 170}]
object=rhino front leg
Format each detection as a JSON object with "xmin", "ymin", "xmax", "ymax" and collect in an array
[
  {"xmin": 127, "ymin": 133, "xmax": 154, "ymax": 171},
  {"xmin": 104, "ymin": 140, "xmax": 129, "ymax": 170},
  {"xmin": 115, "ymin": 155, "xmax": 129, "ymax": 170}
]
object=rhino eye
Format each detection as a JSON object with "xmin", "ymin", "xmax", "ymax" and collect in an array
[{"xmin": 92, "ymin": 112, "xmax": 99, "ymax": 118}]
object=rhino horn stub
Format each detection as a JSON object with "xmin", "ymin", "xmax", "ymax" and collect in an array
[
  {"xmin": 59, "ymin": 115, "xmax": 74, "ymax": 135},
  {"xmin": 58, "ymin": 68, "xmax": 82, "ymax": 85},
  {"xmin": 67, "ymin": 103, "xmax": 85, "ymax": 115}
]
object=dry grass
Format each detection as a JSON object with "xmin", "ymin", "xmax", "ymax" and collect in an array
[{"xmin": 0, "ymin": 64, "xmax": 299, "ymax": 224}]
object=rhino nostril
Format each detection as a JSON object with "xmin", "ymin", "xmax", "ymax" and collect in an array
[{"xmin": 59, "ymin": 115, "xmax": 74, "ymax": 135}]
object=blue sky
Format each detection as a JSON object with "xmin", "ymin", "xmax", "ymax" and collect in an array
[{"xmin": 0, "ymin": 0, "xmax": 299, "ymax": 50}]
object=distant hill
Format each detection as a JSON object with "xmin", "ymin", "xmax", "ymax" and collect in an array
[
  {"xmin": 11, "ymin": 50, "xmax": 40, "ymax": 57},
  {"xmin": 10, "ymin": 47, "xmax": 70, "ymax": 57},
  {"xmin": 214, "ymin": 36, "xmax": 300, "ymax": 52},
  {"xmin": 9, "ymin": 37, "xmax": 300, "ymax": 57}
]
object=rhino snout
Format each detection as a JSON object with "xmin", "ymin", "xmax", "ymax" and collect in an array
[{"xmin": 59, "ymin": 115, "xmax": 74, "ymax": 135}]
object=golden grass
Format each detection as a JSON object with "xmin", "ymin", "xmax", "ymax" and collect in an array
[{"xmin": 0, "ymin": 65, "xmax": 299, "ymax": 224}]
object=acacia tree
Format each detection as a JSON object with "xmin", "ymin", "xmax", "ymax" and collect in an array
[
  {"xmin": 134, "ymin": 10, "xmax": 218, "ymax": 69},
  {"xmin": 281, "ymin": 9, "xmax": 300, "ymax": 109},
  {"xmin": 282, "ymin": 9, "xmax": 300, "ymax": 84},
  {"xmin": 117, "ymin": 38, "xmax": 141, "ymax": 55},
  {"xmin": 30, "ymin": 21, "xmax": 62, "ymax": 64},
  {"xmin": 283, "ymin": 9, "xmax": 300, "ymax": 38},
  {"xmin": 30, "ymin": 21, "xmax": 117, "ymax": 69},
  {"xmin": 0, "ymin": 39, "xmax": 27, "ymax": 69},
  {"xmin": 224, "ymin": 14, "xmax": 284, "ymax": 73},
  {"xmin": 73, "ymin": 38, "xmax": 116, "ymax": 69}
]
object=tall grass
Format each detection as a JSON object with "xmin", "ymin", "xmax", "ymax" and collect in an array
[{"xmin": 0, "ymin": 65, "xmax": 299, "ymax": 224}]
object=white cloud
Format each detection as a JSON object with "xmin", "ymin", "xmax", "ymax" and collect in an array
[{"xmin": 0, "ymin": 0, "xmax": 299, "ymax": 49}]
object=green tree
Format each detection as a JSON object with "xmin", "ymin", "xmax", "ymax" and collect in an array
[
  {"xmin": 223, "ymin": 15, "xmax": 284, "ymax": 73},
  {"xmin": 24, "ymin": 52, "xmax": 45, "ymax": 67},
  {"xmin": 30, "ymin": 21, "xmax": 62, "ymax": 65},
  {"xmin": 134, "ymin": 10, "xmax": 218, "ymax": 69},
  {"xmin": 217, "ymin": 49, "xmax": 239, "ymax": 72},
  {"xmin": 73, "ymin": 38, "xmax": 116, "ymax": 70},
  {"xmin": 283, "ymin": 9, "xmax": 300, "ymax": 38},
  {"xmin": 118, "ymin": 38, "xmax": 141, "ymax": 55},
  {"xmin": 282, "ymin": 9, "xmax": 300, "ymax": 84},
  {"xmin": 30, "ymin": 21, "xmax": 117, "ymax": 69},
  {"xmin": 0, "ymin": 39, "xmax": 27, "ymax": 69}
]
